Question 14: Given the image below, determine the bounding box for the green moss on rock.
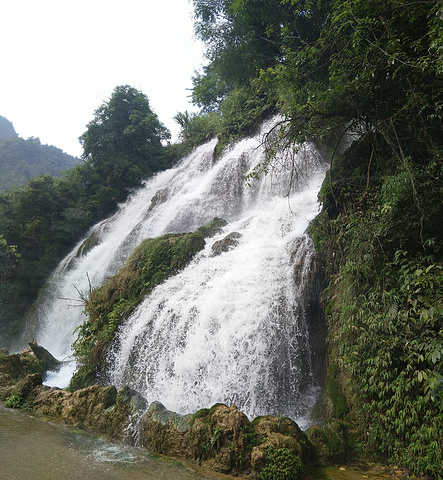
[70,218,227,391]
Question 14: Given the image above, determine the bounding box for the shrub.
[259,446,303,480]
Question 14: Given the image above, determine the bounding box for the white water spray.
[26,119,327,424]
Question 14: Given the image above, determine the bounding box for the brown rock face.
[142,402,252,475]
[32,384,147,443]
[141,402,314,477]
[250,415,313,475]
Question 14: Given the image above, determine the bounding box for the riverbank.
[1,403,400,480]
[0,402,239,480]
[0,346,408,480]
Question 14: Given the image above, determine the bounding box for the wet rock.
[197,403,251,474]
[16,372,43,398]
[142,402,314,477]
[197,217,228,238]
[0,350,47,400]
[148,188,169,211]
[306,421,349,465]
[142,401,193,458]
[26,341,62,374]
[142,402,252,474]
[32,384,146,443]
[75,230,101,258]
[211,232,242,256]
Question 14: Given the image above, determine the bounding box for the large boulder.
[32,384,147,443]
[142,402,251,475]
[0,345,54,401]
[142,401,194,458]
[250,415,314,475]
[142,402,315,478]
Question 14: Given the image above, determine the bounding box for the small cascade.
[23,118,328,424]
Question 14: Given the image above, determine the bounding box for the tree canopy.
[78,85,171,212]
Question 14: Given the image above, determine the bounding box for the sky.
[0,0,206,157]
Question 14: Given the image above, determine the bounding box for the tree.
[191,0,285,109]
[79,85,170,207]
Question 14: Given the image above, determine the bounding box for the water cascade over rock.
[24,119,328,426]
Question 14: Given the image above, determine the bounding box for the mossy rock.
[4,373,43,410]
[142,402,252,475]
[196,217,228,238]
[75,230,101,258]
[312,363,349,421]
[32,383,146,442]
[142,401,194,458]
[0,348,53,400]
[306,421,350,465]
[251,415,314,475]
[211,232,242,256]
[71,219,226,390]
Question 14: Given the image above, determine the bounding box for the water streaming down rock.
[25,119,328,424]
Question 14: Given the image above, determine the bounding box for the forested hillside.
[0,0,442,477]
[0,134,80,192]
[0,115,18,141]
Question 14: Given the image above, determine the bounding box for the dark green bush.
[259,446,303,480]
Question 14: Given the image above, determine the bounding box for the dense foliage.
[180,0,443,477]
[259,445,303,480]
[0,86,174,346]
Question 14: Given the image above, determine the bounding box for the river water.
[0,403,234,480]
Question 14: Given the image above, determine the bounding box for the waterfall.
[26,118,327,425]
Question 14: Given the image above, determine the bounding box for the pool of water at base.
[0,403,235,480]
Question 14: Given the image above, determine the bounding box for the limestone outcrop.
[141,401,314,478]
[211,232,242,256]
[0,342,60,401]
[32,383,147,443]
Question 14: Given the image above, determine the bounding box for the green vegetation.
[0,0,442,476]
[4,393,26,409]
[259,445,304,480]
[70,218,225,390]
[0,135,80,192]
[177,1,443,476]
[0,86,175,346]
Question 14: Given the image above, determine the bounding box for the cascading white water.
[26,118,327,425]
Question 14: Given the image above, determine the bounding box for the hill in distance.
[0,115,80,192]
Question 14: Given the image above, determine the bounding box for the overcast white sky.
[0,0,205,157]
